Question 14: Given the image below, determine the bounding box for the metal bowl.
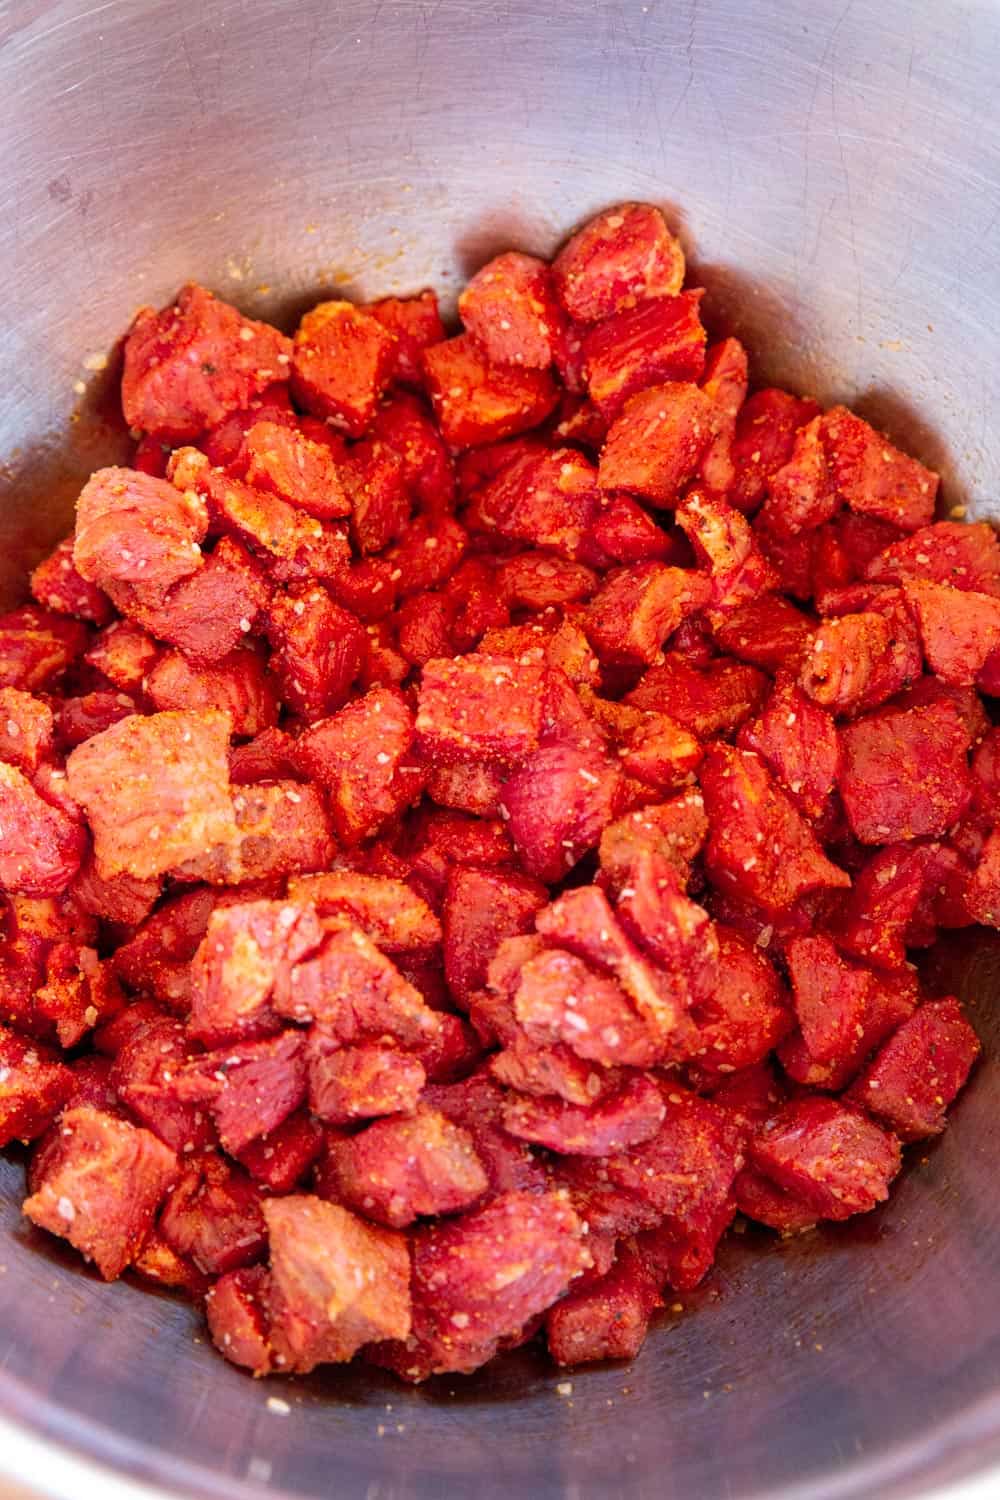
[3,2,1000,1496]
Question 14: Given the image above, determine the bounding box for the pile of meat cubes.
[0,202,988,1381]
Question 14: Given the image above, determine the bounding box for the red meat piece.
[111,1014,216,1153]
[168,448,348,585]
[122,283,291,442]
[288,872,441,955]
[503,1072,666,1156]
[500,743,622,883]
[619,712,701,793]
[729,388,822,514]
[583,291,707,420]
[701,744,850,916]
[714,595,814,673]
[443,866,546,1004]
[159,1153,267,1275]
[56,690,138,750]
[293,685,419,845]
[318,1103,488,1228]
[584,562,710,669]
[132,1230,210,1297]
[33,941,122,1049]
[264,1195,411,1372]
[423,1073,544,1196]
[822,408,938,530]
[0,689,56,774]
[866,520,1000,596]
[468,446,600,559]
[847,997,980,1139]
[174,780,334,886]
[750,1097,901,1220]
[383,514,468,597]
[415,653,547,766]
[738,678,838,823]
[146,648,278,739]
[617,851,718,1006]
[370,391,456,518]
[0,762,84,896]
[340,438,411,555]
[732,1169,819,1233]
[278,927,442,1048]
[396,592,456,667]
[559,1089,744,1238]
[759,417,838,537]
[291,301,396,436]
[366,290,446,388]
[131,536,274,665]
[0,1026,73,1146]
[228,726,300,785]
[329,557,399,621]
[30,536,114,626]
[206,1265,274,1375]
[536,886,694,1056]
[459,252,563,369]
[698,337,749,491]
[546,1244,662,1365]
[964,829,1000,929]
[74,466,208,609]
[0,606,89,694]
[188,899,324,1046]
[309,1044,426,1125]
[176,1031,307,1154]
[266,585,366,720]
[240,419,351,521]
[378,1189,587,1378]
[599,790,709,889]
[552,204,685,323]
[905,581,1000,685]
[834,843,940,970]
[24,1106,179,1279]
[510,945,657,1069]
[690,926,793,1082]
[497,554,595,612]
[627,655,767,737]
[838,700,973,844]
[422,334,559,448]
[198,382,296,468]
[676,490,778,618]
[232,1110,325,1194]
[583,494,676,566]
[85,620,160,692]
[598,384,720,506]
[65,709,238,880]
[798,611,895,714]
[785,935,870,1066]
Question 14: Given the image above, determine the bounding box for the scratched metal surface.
[3,1,1000,1498]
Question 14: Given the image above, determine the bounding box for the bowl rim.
[3,1360,1000,1500]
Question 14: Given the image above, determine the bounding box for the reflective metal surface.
[2,1,1000,1496]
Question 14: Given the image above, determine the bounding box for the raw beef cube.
[738,679,838,824]
[84,620,160,692]
[240,419,351,521]
[513,945,659,1069]
[30,536,114,626]
[759,417,838,537]
[626,655,767,737]
[866,520,1000,596]
[159,1152,267,1275]
[264,1195,411,1372]
[552,204,685,323]
[291,301,397,436]
[847,997,980,1139]
[701,744,850,916]
[583,291,707,420]
[729,388,822,514]
[750,1097,901,1220]
[714,595,814,674]
[503,1072,666,1156]
[340,438,412,555]
[459,252,563,369]
[232,1110,325,1194]
[65,709,238,879]
[584,562,710,668]
[616,851,718,1007]
[598,791,709,889]
[732,1168,819,1234]
[293,685,418,845]
[583,494,676,566]
[598,384,720,506]
[369,391,456,518]
[366,290,446,388]
[675,490,778,617]
[468,446,600,560]
[266,585,366,721]
[905,581,1000,685]
[423,334,559,448]
[122,283,291,442]
[289,872,441,955]
[0,762,84,896]
[319,1104,488,1228]
[0,606,89,694]
[188,899,323,1045]
[133,536,275,664]
[415,654,548,766]
[146,648,279,739]
[176,1031,307,1154]
[838,701,973,844]
[383,514,468,598]
[279,927,442,1048]
[110,1015,216,1153]
[73,466,208,608]
[501,743,622,884]
[23,1106,179,1279]
[821,407,938,530]
[690,927,793,1081]
[834,843,940,970]
[206,1265,274,1375]
[784,935,870,1066]
[0,1025,73,1146]
[546,1245,661,1365]
[309,1044,426,1124]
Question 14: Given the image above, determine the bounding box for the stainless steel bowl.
[3,2,1000,1496]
